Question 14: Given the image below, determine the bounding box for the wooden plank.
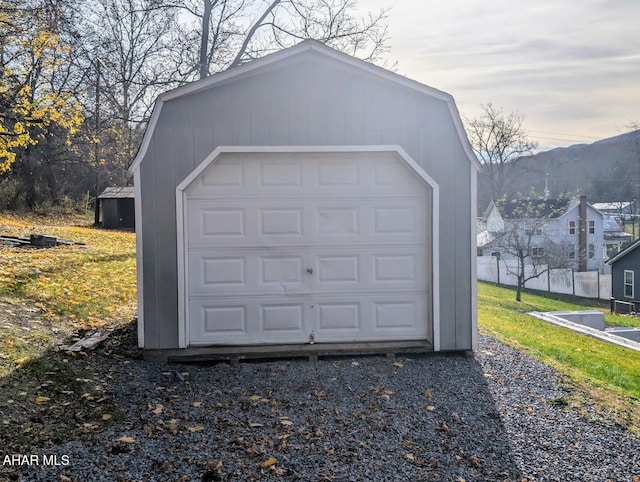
[66,334,107,352]
[145,340,434,363]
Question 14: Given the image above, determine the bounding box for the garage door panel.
[375,301,418,329]
[189,298,308,345]
[318,303,360,330]
[317,159,358,186]
[318,256,359,283]
[189,153,429,198]
[316,208,359,236]
[259,160,302,187]
[373,207,417,235]
[261,255,304,283]
[260,208,303,235]
[189,250,308,294]
[201,257,245,287]
[202,305,246,334]
[311,294,429,341]
[373,157,416,187]
[307,247,427,290]
[262,304,304,331]
[200,159,244,188]
[314,201,427,242]
[188,200,428,247]
[184,151,432,346]
[187,202,248,243]
[374,255,417,282]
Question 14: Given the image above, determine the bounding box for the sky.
[357,0,640,151]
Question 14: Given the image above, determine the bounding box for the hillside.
[478,129,640,209]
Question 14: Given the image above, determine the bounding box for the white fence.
[477,256,611,300]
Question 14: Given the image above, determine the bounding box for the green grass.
[478,281,640,432]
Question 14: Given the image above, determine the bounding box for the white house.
[477,196,606,271]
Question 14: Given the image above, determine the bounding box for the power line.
[528,130,597,144]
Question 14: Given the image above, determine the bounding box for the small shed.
[129,40,480,359]
[97,186,135,229]
[607,238,640,313]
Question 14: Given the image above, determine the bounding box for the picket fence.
[477,256,611,300]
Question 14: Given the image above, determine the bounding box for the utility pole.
[94,58,101,226]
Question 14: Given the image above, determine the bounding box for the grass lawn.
[478,281,640,433]
[0,212,136,376]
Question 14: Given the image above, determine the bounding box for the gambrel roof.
[129,39,479,173]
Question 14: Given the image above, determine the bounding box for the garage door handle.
[306,267,314,275]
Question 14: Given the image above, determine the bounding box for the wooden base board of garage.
[143,340,435,363]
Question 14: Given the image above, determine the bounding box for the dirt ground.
[0,299,139,481]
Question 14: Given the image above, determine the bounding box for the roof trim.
[129,40,480,173]
[176,144,439,192]
[607,237,640,265]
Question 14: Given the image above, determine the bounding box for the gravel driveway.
[9,334,640,481]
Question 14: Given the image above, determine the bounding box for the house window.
[588,220,595,234]
[490,251,501,258]
[568,245,576,260]
[525,227,543,236]
[624,270,634,298]
[588,243,595,259]
[569,221,576,234]
[531,247,545,257]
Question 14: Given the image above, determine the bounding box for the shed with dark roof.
[97,186,135,230]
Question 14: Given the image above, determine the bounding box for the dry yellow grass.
[0,213,136,375]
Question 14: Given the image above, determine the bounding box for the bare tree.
[171,0,390,81]
[492,199,572,302]
[465,103,537,206]
[77,0,181,195]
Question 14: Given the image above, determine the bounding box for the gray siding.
[139,51,475,350]
[611,249,640,302]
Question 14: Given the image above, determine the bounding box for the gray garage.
[129,40,479,358]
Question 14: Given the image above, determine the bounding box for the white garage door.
[181,150,432,346]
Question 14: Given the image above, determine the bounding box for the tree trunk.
[230,0,281,68]
[199,0,213,79]
[516,251,524,302]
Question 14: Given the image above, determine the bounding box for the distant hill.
[478,129,640,209]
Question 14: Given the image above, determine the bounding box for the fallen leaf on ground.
[117,436,136,443]
[35,396,50,403]
[393,362,403,368]
[426,405,436,411]
[151,404,163,414]
[188,425,204,432]
[15,356,29,366]
[424,389,432,398]
[280,417,293,426]
[168,419,179,434]
[261,457,277,468]
[191,401,202,407]
[249,395,261,401]
[102,414,112,421]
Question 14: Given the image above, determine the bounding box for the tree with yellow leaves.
[0,0,84,174]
